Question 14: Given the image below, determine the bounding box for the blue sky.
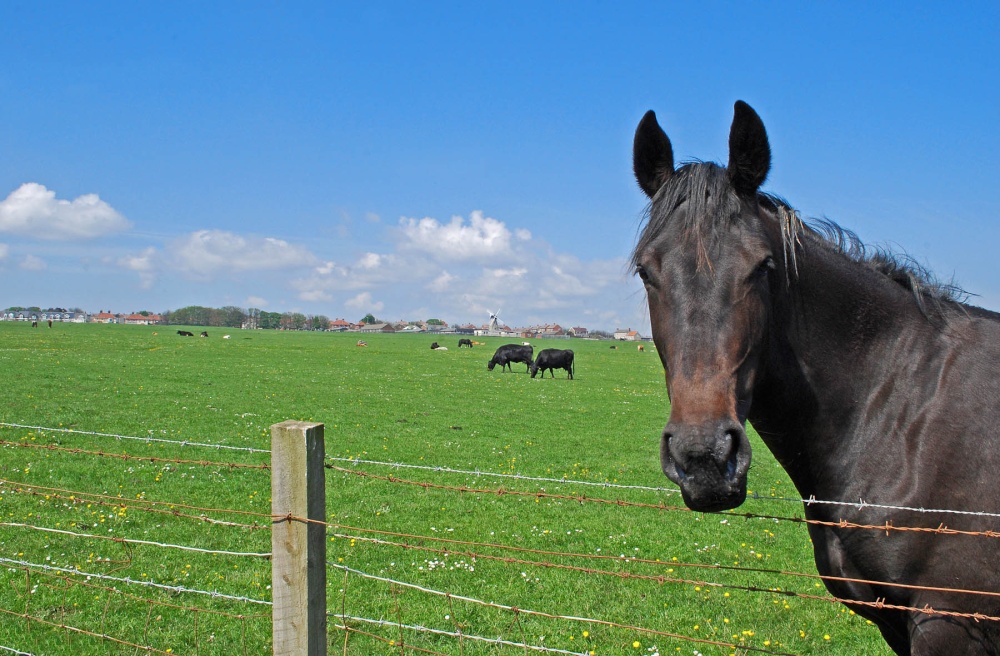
[1,3,997,332]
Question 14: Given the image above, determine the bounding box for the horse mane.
[633,161,971,319]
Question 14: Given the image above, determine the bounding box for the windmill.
[487,308,503,334]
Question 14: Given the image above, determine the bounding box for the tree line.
[162,306,335,330]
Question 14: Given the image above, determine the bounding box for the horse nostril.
[719,428,741,478]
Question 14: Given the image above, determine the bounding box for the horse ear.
[633,110,674,198]
[727,101,771,195]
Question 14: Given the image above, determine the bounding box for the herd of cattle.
[426,339,649,379]
[486,343,575,379]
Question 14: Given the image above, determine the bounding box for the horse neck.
[750,242,937,498]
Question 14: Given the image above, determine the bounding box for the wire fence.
[3,420,1000,655]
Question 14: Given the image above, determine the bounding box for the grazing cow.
[430,342,440,349]
[458,338,473,348]
[637,344,645,352]
[200,331,208,337]
[31,321,37,328]
[530,348,575,379]
[487,344,533,373]
[609,345,617,350]
[47,319,53,328]
[177,330,194,337]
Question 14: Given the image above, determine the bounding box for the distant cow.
[637,344,645,352]
[458,338,473,348]
[200,331,209,337]
[488,344,533,373]
[530,348,575,379]
[430,342,440,349]
[177,330,194,337]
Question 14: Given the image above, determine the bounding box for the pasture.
[0,323,886,654]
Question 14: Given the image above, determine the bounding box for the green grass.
[0,323,888,654]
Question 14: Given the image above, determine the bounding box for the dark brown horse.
[632,101,1000,655]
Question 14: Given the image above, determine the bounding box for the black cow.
[458,338,473,348]
[430,342,440,349]
[530,348,574,379]
[200,331,209,337]
[177,330,194,337]
[488,344,533,373]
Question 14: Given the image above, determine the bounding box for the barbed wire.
[0,606,173,655]
[329,455,682,494]
[7,561,270,622]
[333,614,591,656]
[0,646,33,656]
[0,439,270,469]
[0,524,271,558]
[9,420,1000,521]
[328,522,1000,601]
[331,563,798,655]
[0,422,271,454]
[330,466,1000,539]
[0,557,271,606]
[0,478,271,529]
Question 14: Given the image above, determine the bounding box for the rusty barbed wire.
[329,466,1000,539]
[0,478,271,529]
[0,439,269,469]
[332,563,800,655]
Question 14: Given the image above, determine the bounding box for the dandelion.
[633,641,641,648]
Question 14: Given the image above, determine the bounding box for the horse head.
[632,101,784,512]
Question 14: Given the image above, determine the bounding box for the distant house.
[329,318,352,332]
[123,313,162,325]
[614,328,641,341]
[570,327,589,338]
[359,323,395,333]
[91,311,119,324]
[40,311,87,323]
[399,324,423,333]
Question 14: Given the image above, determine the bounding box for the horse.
[631,101,1000,655]
[458,338,473,348]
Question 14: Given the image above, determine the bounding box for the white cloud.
[428,270,455,292]
[357,252,382,269]
[117,247,158,289]
[246,295,268,308]
[167,230,317,277]
[398,210,515,261]
[299,289,333,302]
[118,247,157,273]
[19,254,46,271]
[0,183,130,240]
[345,291,383,313]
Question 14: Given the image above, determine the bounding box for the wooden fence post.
[272,421,327,656]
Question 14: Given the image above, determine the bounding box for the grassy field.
[0,323,888,655]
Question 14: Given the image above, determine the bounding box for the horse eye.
[636,265,650,282]
[754,256,775,278]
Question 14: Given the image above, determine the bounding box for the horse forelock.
[632,163,742,270]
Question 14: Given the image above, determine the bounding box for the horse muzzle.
[660,420,751,512]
